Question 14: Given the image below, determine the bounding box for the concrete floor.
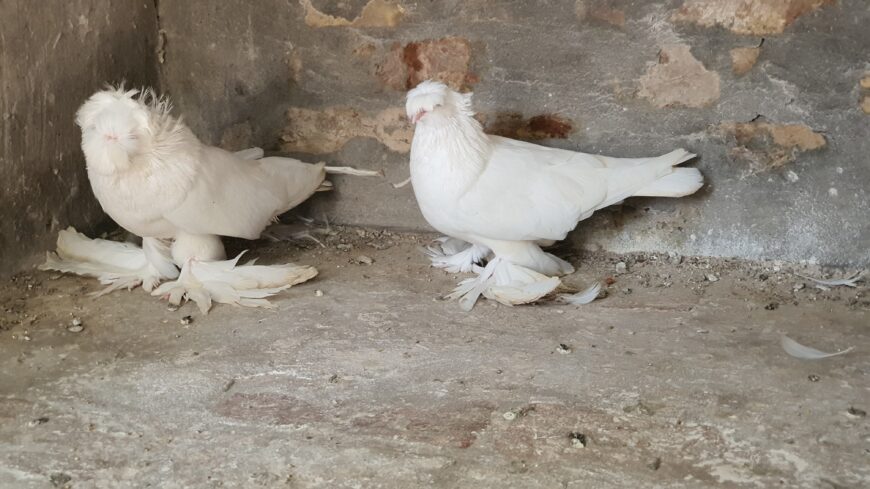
[1,228,868,488]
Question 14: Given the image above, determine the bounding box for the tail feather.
[634,167,704,197]
[233,147,264,160]
[324,166,384,177]
[595,149,700,210]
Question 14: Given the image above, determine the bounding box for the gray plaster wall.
[159,0,870,267]
[0,0,159,274]
[2,1,868,274]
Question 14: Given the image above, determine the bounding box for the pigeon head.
[75,86,179,175]
[405,80,474,125]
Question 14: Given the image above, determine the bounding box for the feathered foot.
[422,237,490,273]
[151,252,318,314]
[446,257,562,311]
[39,227,177,294]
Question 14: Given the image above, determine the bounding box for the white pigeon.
[42,86,377,313]
[406,80,703,310]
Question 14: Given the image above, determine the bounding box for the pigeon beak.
[410,110,426,124]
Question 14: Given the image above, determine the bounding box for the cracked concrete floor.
[1,228,868,488]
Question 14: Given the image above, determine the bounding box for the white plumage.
[43,86,376,312]
[406,80,703,310]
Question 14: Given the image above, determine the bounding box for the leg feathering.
[39,227,177,294]
[151,251,318,314]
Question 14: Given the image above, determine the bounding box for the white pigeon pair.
[41,87,377,314]
[405,80,703,310]
[43,82,703,313]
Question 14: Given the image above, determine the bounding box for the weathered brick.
[300,0,404,28]
[719,120,826,172]
[638,44,720,108]
[281,106,411,154]
[483,113,574,141]
[377,37,476,91]
[730,46,761,76]
[672,0,834,35]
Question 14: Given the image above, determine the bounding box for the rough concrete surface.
[0,0,159,274]
[157,0,870,266]
[1,229,868,488]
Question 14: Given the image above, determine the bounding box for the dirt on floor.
[0,225,868,488]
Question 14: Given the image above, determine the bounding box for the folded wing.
[164,147,326,240]
[457,136,695,242]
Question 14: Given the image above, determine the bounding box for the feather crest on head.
[76,85,189,173]
[405,80,475,123]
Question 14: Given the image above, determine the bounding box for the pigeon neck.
[412,112,491,179]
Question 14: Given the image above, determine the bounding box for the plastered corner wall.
[159,0,870,266]
[0,0,159,274]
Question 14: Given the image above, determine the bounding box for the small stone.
[167,305,179,312]
[764,303,779,311]
[621,288,632,294]
[28,417,49,427]
[180,316,193,325]
[67,323,84,333]
[623,400,656,416]
[71,317,82,327]
[569,432,587,448]
[355,229,367,238]
[502,411,517,421]
[315,289,324,297]
[828,187,838,197]
[354,255,374,265]
[705,274,719,282]
[785,170,799,183]
[556,343,572,354]
[647,457,662,471]
[793,283,805,292]
[807,374,820,382]
[846,407,867,418]
[368,240,395,250]
[667,252,683,265]
[50,472,72,488]
[615,262,627,274]
[336,243,353,252]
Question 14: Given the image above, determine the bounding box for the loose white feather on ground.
[781,335,854,360]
